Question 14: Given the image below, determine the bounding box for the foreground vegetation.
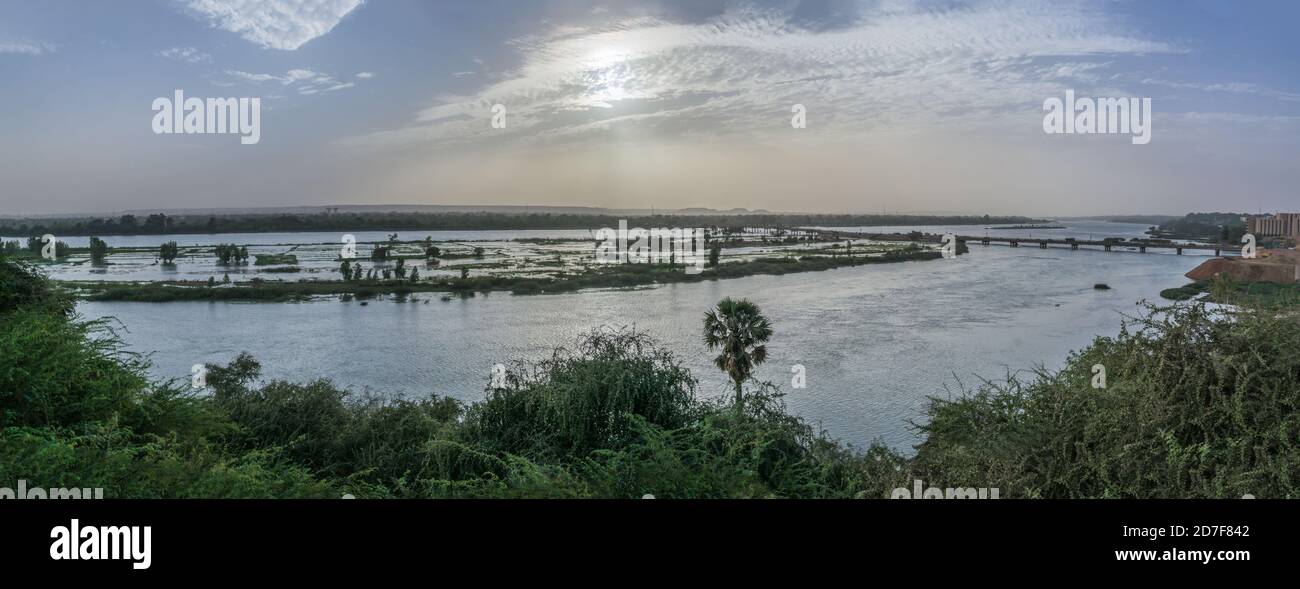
[1160,275,1300,307]
[3,253,1297,498]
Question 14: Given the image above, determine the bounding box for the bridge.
[819,230,1241,256]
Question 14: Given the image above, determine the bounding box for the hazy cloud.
[227,67,363,94]
[159,46,212,63]
[1142,78,1300,102]
[180,0,365,50]
[0,40,54,55]
[342,0,1181,151]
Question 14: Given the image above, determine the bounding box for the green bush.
[912,303,1300,498]
[580,390,908,498]
[0,255,70,315]
[461,329,698,461]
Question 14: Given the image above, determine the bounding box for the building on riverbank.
[1246,213,1300,239]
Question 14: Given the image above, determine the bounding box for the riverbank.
[1161,278,1300,306]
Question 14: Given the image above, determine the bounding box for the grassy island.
[68,248,942,302]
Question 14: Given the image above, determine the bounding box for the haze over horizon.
[0,201,1203,221]
[3,0,1297,216]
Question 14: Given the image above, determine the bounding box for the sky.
[1,0,1297,216]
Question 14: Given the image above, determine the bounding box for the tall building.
[1247,213,1300,239]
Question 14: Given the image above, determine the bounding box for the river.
[75,221,1207,451]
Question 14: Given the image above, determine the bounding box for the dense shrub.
[461,329,698,460]
[912,303,1300,498]
[580,389,908,498]
[0,255,70,315]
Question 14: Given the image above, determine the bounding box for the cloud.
[226,67,363,94]
[355,71,375,79]
[340,0,1183,151]
[180,0,365,50]
[1042,61,1111,83]
[228,70,279,83]
[158,46,212,64]
[0,41,54,55]
[1141,78,1300,103]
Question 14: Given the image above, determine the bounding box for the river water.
[75,221,1207,452]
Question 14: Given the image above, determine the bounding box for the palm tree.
[702,297,772,409]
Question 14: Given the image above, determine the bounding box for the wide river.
[76,221,1209,452]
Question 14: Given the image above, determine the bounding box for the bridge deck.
[820,231,1241,254]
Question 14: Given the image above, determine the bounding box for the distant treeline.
[1152,212,1247,243]
[1088,215,1179,225]
[0,211,1045,237]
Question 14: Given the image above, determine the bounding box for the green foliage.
[0,426,332,498]
[462,330,697,461]
[159,241,180,265]
[0,258,334,497]
[1160,282,1205,301]
[580,389,908,498]
[22,236,69,258]
[213,243,248,265]
[703,297,773,406]
[912,302,1300,498]
[88,237,108,263]
[0,309,151,428]
[0,255,71,315]
[1155,212,1247,243]
[1163,278,1300,307]
[253,253,298,266]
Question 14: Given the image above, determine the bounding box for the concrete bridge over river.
[818,230,1242,256]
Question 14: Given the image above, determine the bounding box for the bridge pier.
[1215,248,1221,256]
[1071,243,1078,250]
[1104,244,1111,251]
[1009,240,1019,247]
[1139,246,1146,253]
[981,238,989,245]
[1176,247,1182,255]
